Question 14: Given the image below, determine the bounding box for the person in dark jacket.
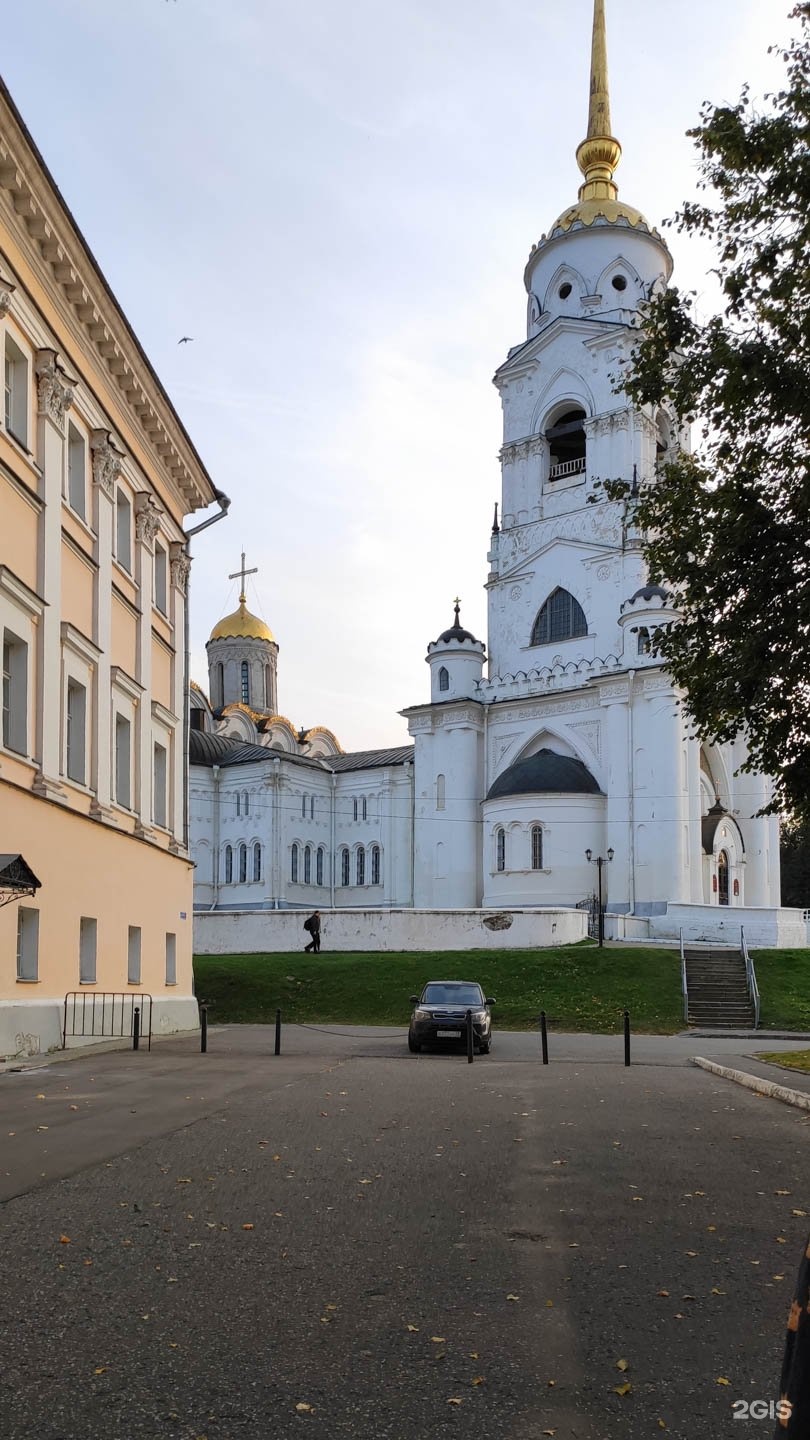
[303,911,321,954]
[774,1234,810,1434]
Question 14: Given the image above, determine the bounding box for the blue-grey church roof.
[487,748,602,800]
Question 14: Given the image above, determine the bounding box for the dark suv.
[408,981,494,1054]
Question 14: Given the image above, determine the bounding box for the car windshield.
[422,983,484,1007]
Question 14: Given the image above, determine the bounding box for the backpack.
[303,917,313,933]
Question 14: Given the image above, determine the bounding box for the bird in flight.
[178,336,194,345]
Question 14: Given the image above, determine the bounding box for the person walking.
[303,910,321,954]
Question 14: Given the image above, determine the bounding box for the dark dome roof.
[189,730,273,767]
[627,584,670,605]
[433,600,480,647]
[487,747,602,800]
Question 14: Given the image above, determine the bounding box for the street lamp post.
[585,847,614,947]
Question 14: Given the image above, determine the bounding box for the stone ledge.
[692,1055,810,1112]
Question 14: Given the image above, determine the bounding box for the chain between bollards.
[540,1010,549,1064]
[465,1009,474,1064]
[200,1003,208,1053]
[133,1005,140,1052]
[274,1008,282,1056]
[623,1009,631,1067]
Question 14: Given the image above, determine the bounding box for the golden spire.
[575,0,622,204]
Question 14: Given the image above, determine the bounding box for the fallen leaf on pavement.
[471,1376,485,1386]
[242,1224,254,1231]
[295,1402,314,1413]
[59,1235,71,1244]
[447,1398,463,1406]
[431,1336,446,1343]
[613,1382,632,1397]
[507,1294,520,1302]
[657,1289,669,1297]
[616,1359,629,1372]
[716,1377,730,1386]
[406,1325,419,1333]
[93,1367,107,1375]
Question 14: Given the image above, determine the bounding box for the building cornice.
[0,82,217,515]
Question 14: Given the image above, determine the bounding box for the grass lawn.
[751,949,810,1031]
[756,1049,810,1073]
[193,944,683,1034]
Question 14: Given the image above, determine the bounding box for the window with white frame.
[79,916,97,984]
[340,847,349,887]
[436,773,445,811]
[291,843,299,883]
[496,827,506,872]
[304,845,311,884]
[2,630,28,754]
[239,843,247,883]
[253,843,262,882]
[66,678,87,784]
[362,797,367,821]
[356,847,365,886]
[240,660,250,705]
[310,796,315,819]
[438,666,449,692]
[353,797,358,821]
[153,741,167,827]
[371,844,381,886]
[224,844,233,883]
[236,791,241,817]
[4,334,28,444]
[114,712,132,809]
[16,907,39,980]
[243,791,250,817]
[316,846,324,886]
[154,540,168,614]
[531,825,543,870]
[67,422,87,520]
[165,932,177,985]
[116,488,132,573]
[127,925,141,985]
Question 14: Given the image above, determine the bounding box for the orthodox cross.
[453,595,461,625]
[229,551,258,604]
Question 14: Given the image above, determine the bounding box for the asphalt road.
[1,1030,807,1439]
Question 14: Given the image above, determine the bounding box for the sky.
[1,0,788,750]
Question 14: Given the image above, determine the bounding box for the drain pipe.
[209,762,221,909]
[329,769,336,909]
[182,488,231,851]
[628,668,636,913]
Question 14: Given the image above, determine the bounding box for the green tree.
[780,814,810,909]
[620,4,810,821]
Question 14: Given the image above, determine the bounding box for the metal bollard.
[274,1008,282,1057]
[133,1005,140,1052]
[466,1009,474,1064]
[200,1004,208,1054]
[540,1010,549,1065]
[623,1009,631,1067]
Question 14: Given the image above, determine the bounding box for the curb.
[692,1056,810,1112]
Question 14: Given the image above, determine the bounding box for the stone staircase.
[684,946,755,1028]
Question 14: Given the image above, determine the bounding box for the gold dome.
[209,600,275,644]
[549,196,650,236]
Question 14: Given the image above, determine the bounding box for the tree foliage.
[620,5,810,820]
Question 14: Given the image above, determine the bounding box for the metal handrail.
[63,991,153,1050]
[740,926,760,1029]
[679,927,688,1024]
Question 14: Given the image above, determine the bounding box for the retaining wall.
[193,907,587,955]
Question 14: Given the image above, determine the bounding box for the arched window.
[302,794,307,818]
[353,797,358,821]
[236,791,241,817]
[224,844,233,884]
[213,662,224,709]
[496,828,506,873]
[240,660,250,705]
[340,847,350,887]
[356,847,365,886]
[531,825,543,870]
[291,843,299,883]
[310,796,315,819]
[637,626,651,656]
[438,666,449,692]
[718,850,729,906]
[239,843,247,884]
[436,774,446,812]
[253,843,262,882]
[362,797,367,821]
[371,844,381,886]
[243,791,250,817]
[264,664,273,708]
[304,845,312,884]
[546,407,586,480]
[316,846,324,886]
[531,588,587,646]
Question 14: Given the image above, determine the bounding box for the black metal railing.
[63,991,153,1050]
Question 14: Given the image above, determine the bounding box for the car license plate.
[437,1029,459,1037]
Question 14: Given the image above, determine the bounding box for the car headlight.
[473,1010,488,1022]
[414,1008,432,1021]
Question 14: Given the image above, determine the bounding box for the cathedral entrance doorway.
[717,850,730,906]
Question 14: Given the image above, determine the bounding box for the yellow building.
[0,79,227,1056]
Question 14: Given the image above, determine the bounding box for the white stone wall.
[194,906,587,954]
[649,904,807,949]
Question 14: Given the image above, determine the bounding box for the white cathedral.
[189,0,781,929]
